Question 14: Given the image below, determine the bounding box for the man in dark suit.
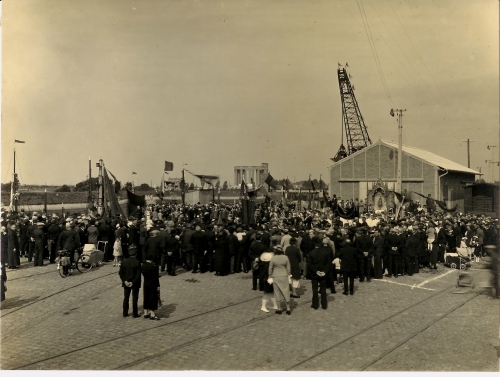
[47,219,61,263]
[248,234,267,290]
[384,227,402,278]
[354,227,373,282]
[190,225,206,273]
[227,227,239,274]
[307,237,333,309]
[337,238,359,295]
[119,247,141,318]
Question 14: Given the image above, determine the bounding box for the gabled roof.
[328,139,480,175]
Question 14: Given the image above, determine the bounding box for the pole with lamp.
[390,108,406,194]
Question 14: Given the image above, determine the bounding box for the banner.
[337,206,357,219]
[265,173,274,185]
[164,161,174,172]
[103,168,125,218]
[126,189,146,217]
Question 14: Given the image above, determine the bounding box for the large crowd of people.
[1,199,498,314]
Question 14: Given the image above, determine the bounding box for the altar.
[366,179,396,214]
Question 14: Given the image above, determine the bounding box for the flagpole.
[308,174,311,210]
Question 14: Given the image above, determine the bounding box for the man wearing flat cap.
[33,222,47,267]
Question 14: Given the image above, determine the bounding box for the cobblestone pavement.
[1,258,498,371]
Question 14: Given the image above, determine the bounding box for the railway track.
[11,278,483,371]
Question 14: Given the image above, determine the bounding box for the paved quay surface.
[1,258,498,371]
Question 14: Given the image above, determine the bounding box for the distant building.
[234,163,269,186]
[328,139,480,213]
[463,182,499,218]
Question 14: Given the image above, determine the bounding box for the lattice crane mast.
[332,66,372,162]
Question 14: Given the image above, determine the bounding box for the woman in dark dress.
[259,249,276,313]
[1,226,8,267]
[214,228,230,276]
[7,223,19,269]
[141,255,160,320]
[285,238,302,298]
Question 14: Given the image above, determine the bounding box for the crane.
[332,66,372,162]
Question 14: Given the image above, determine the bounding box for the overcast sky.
[2,0,498,187]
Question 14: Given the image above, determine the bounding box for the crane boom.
[332,67,372,161]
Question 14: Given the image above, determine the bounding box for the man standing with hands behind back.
[307,237,333,310]
[119,247,142,318]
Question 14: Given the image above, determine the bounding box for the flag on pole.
[264,173,274,185]
[14,139,25,143]
[310,178,316,192]
[240,178,247,198]
[132,172,137,175]
[164,161,174,172]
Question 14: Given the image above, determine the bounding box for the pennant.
[132,172,137,175]
[15,139,25,143]
[310,179,315,192]
[164,161,174,172]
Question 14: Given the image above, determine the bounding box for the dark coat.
[285,245,302,279]
[143,236,162,264]
[214,233,230,275]
[7,229,19,268]
[337,244,358,272]
[141,261,159,310]
[354,234,373,258]
[57,229,80,251]
[119,256,141,288]
[128,225,139,246]
[249,240,266,260]
[385,233,403,255]
[227,233,239,256]
[299,234,315,257]
[47,224,61,241]
[307,246,333,279]
[405,234,419,257]
[190,230,206,253]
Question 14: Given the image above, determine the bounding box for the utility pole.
[88,155,92,204]
[181,163,187,205]
[391,108,406,193]
[13,148,17,212]
[97,159,104,216]
[461,139,475,168]
[486,145,497,182]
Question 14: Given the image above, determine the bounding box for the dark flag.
[310,179,315,191]
[164,161,174,172]
[14,139,25,143]
[240,179,247,198]
[126,189,146,216]
[114,181,121,194]
[132,172,137,175]
[264,173,274,185]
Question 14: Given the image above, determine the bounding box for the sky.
[2,0,499,187]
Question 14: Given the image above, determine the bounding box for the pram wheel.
[460,264,466,270]
[97,261,103,267]
[450,263,457,269]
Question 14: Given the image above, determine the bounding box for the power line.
[366,0,439,108]
[356,0,394,109]
[3,153,13,182]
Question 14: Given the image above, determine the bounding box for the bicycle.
[56,249,92,278]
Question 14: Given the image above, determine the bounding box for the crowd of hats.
[1,201,497,238]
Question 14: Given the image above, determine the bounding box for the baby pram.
[444,248,471,271]
[80,244,105,269]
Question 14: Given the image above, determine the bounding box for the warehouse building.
[328,139,480,213]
